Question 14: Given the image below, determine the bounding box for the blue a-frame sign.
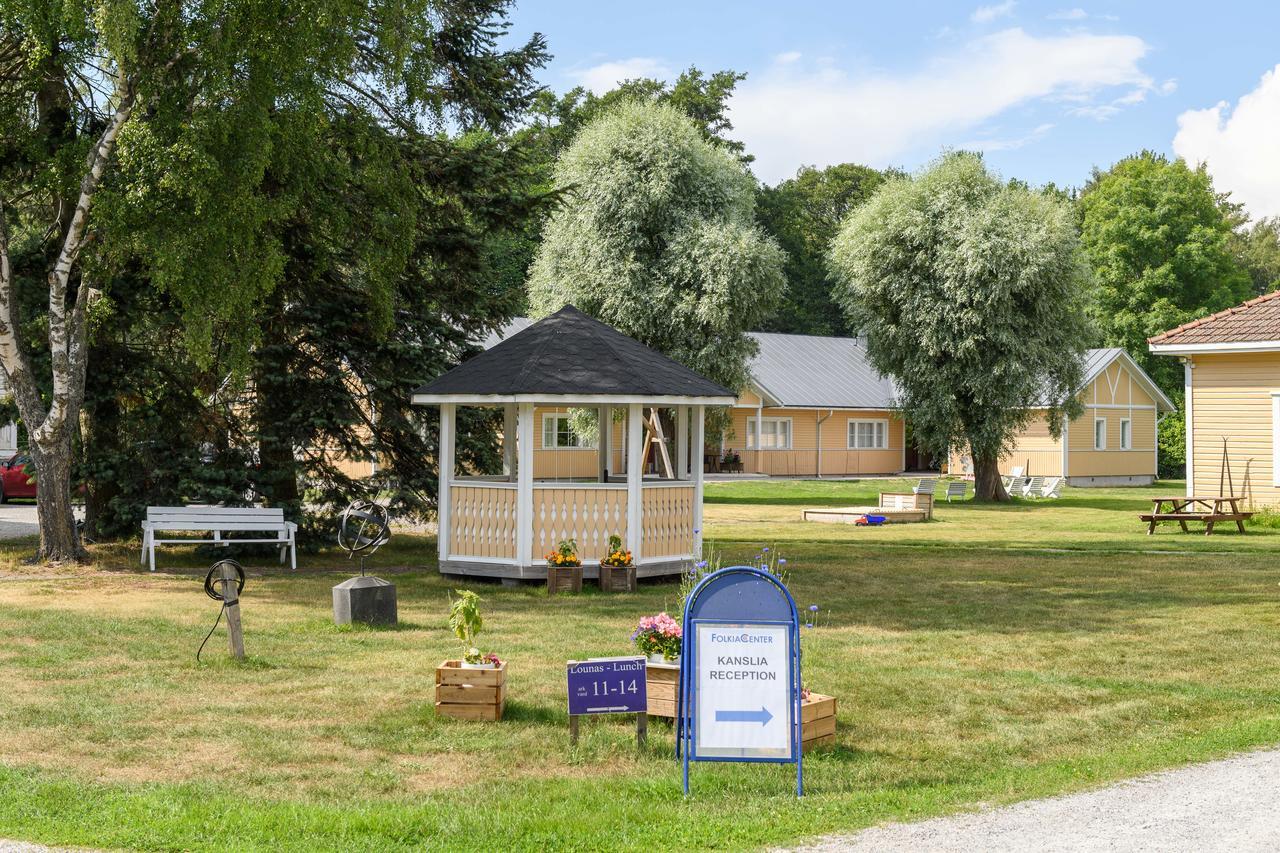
[678,565,803,796]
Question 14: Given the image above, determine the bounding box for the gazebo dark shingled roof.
[413,305,734,400]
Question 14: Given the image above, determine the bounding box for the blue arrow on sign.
[715,706,774,726]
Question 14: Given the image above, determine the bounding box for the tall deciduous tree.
[1232,217,1280,296]
[0,0,547,559]
[755,163,893,335]
[1079,152,1252,396]
[830,152,1090,501]
[526,100,785,397]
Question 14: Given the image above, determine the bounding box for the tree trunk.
[973,452,1010,502]
[29,428,82,561]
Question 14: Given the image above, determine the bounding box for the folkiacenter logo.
[710,632,773,644]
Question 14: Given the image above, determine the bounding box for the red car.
[0,453,36,502]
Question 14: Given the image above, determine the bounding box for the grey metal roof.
[415,306,735,402]
[478,322,1172,413]
[1079,347,1176,412]
[746,332,898,409]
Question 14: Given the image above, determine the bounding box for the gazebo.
[412,306,735,580]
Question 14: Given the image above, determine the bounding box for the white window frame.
[1119,418,1132,450]
[847,418,888,450]
[1094,417,1107,450]
[746,416,792,450]
[541,413,596,450]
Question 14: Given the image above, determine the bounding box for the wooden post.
[627,404,643,561]
[637,711,648,747]
[569,714,580,746]
[438,404,455,564]
[218,563,245,660]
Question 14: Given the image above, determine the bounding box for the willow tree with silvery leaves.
[829,152,1090,501]
[0,0,542,560]
[527,100,785,439]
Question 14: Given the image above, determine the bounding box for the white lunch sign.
[693,622,793,759]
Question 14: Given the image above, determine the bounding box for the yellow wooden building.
[949,348,1175,486]
[725,332,906,477]
[1150,290,1280,507]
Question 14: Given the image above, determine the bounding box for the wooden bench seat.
[141,506,297,572]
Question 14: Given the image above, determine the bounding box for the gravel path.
[791,747,1280,853]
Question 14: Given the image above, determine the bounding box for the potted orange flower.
[598,533,636,592]
[545,538,582,594]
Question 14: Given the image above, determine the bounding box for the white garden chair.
[1007,476,1030,497]
[944,481,968,502]
[913,477,937,496]
[1022,476,1045,498]
[1041,477,1063,499]
[1002,466,1024,490]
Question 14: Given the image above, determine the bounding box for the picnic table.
[1139,495,1253,535]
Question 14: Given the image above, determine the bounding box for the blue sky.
[508,1,1280,218]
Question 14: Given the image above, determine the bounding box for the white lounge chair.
[1001,466,1025,490]
[1007,476,1030,497]
[913,478,937,496]
[1022,476,1045,498]
[944,481,968,502]
[1042,477,1063,499]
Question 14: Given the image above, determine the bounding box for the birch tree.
[1,0,544,560]
[829,152,1090,501]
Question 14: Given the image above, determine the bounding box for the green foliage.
[755,163,894,335]
[447,589,484,655]
[1079,151,1252,395]
[829,152,1090,489]
[527,100,785,397]
[3,0,550,537]
[1231,217,1280,296]
[487,67,749,305]
[1158,407,1186,478]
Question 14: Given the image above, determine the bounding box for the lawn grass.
[2,480,1280,850]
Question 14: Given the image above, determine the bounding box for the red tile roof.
[1148,290,1280,347]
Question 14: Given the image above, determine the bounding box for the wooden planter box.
[646,661,680,718]
[435,659,507,721]
[547,564,583,594]
[801,692,836,751]
[598,563,637,593]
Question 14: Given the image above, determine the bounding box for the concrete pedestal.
[332,575,398,626]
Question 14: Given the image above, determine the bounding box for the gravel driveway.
[0,503,38,540]
[791,747,1280,852]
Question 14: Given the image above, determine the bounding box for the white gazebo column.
[693,405,705,556]
[503,404,517,481]
[438,404,456,564]
[516,402,535,570]
[626,403,643,560]
[676,405,690,480]
[599,405,613,481]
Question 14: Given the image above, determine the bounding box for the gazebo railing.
[446,478,694,567]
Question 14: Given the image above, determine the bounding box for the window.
[1119,418,1132,450]
[541,413,595,449]
[1094,417,1107,450]
[847,419,888,450]
[747,417,792,449]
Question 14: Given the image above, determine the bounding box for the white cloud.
[1173,64,1280,220]
[961,122,1055,151]
[972,1,1017,23]
[729,27,1152,183]
[570,57,674,93]
[1049,7,1088,19]
[774,51,803,65]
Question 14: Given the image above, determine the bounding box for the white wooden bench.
[141,506,297,572]
[944,481,968,502]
